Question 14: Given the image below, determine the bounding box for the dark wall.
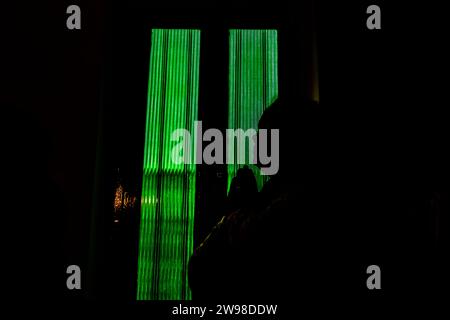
[4,1,104,299]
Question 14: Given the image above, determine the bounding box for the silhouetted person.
[188,98,326,301]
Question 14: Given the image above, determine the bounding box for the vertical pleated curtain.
[137,29,200,300]
[228,29,278,191]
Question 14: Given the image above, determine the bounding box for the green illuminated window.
[138,28,278,300]
[137,29,200,300]
[228,30,278,191]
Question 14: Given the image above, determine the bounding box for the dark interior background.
[89,0,322,301]
[3,0,449,305]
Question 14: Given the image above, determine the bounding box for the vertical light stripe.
[137,29,200,300]
[228,30,278,191]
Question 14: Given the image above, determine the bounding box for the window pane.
[137,29,200,300]
[228,29,278,191]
